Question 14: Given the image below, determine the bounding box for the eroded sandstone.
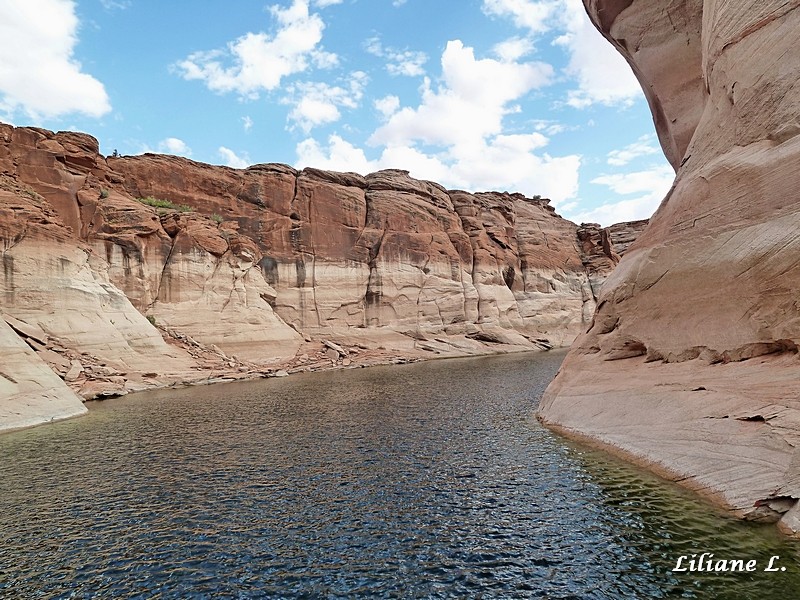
[539,0,800,535]
[0,120,645,432]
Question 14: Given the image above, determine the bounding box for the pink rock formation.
[110,155,640,349]
[0,120,645,432]
[539,0,800,535]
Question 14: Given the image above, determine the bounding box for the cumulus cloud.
[493,37,535,62]
[296,135,377,174]
[445,134,580,201]
[482,0,561,34]
[218,146,251,169]
[296,39,579,202]
[285,71,368,132]
[0,0,111,120]
[556,3,642,108]
[607,134,661,166]
[386,50,428,77]
[370,40,552,148]
[297,133,580,202]
[158,137,192,156]
[481,0,643,108]
[374,95,400,119]
[364,36,428,77]
[242,115,254,132]
[565,165,675,226]
[174,0,337,99]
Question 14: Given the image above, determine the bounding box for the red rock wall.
[0,120,645,431]
[110,154,640,348]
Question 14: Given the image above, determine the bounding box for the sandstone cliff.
[539,0,800,535]
[0,121,644,432]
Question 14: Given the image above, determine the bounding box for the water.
[1,351,799,599]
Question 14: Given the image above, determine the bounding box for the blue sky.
[0,0,674,225]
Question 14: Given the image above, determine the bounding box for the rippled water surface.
[2,351,800,598]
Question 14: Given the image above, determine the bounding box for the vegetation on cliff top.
[136,196,193,213]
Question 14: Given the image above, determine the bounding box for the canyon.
[538,0,800,536]
[0,120,644,433]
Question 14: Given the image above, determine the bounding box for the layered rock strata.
[110,157,618,349]
[539,0,800,535]
[0,121,644,432]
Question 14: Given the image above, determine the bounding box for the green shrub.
[99,188,109,199]
[211,213,223,224]
[146,315,157,327]
[137,196,193,213]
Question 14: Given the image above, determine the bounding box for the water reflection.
[0,351,798,598]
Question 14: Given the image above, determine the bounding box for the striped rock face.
[540,1,800,535]
[0,121,646,432]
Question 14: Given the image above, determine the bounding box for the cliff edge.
[0,121,645,432]
[538,0,800,535]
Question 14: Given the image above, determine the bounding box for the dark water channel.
[1,350,799,598]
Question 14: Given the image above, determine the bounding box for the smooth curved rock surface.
[0,317,87,431]
[539,0,800,535]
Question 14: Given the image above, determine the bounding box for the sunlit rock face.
[0,120,645,432]
[111,155,642,350]
[539,0,800,535]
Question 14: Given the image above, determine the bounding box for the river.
[1,350,799,598]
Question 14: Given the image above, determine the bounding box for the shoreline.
[537,350,800,537]
[81,343,563,401]
[66,322,559,404]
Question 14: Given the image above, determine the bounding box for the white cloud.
[566,165,675,226]
[370,40,552,148]
[0,0,111,120]
[377,145,452,183]
[386,50,428,77]
[481,0,643,109]
[285,71,368,132]
[374,95,400,119]
[393,0,407,5]
[174,0,337,99]
[591,165,674,196]
[312,0,342,6]
[364,36,383,56]
[364,36,427,77]
[296,39,578,202]
[607,134,660,166]
[296,135,377,174]
[448,137,580,202]
[297,133,580,202]
[311,49,339,69]
[493,37,535,62]
[557,4,642,108]
[532,119,566,135]
[242,115,253,132]
[158,137,192,156]
[482,0,561,33]
[218,146,251,169]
